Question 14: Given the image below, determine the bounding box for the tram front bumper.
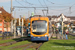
[31,37,48,41]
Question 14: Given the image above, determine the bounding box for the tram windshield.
[32,21,47,33]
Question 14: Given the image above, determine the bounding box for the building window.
[0,24,2,26]
[4,28,7,31]
[4,24,7,27]
[0,28,2,30]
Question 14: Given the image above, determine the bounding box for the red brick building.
[0,7,11,32]
[0,18,4,32]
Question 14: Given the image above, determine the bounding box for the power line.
[68,3,75,14]
[49,8,69,11]
[47,0,75,5]
[47,0,63,5]
[13,6,48,8]
[25,0,36,14]
[43,0,47,7]
[38,0,49,16]
[25,0,34,5]
[21,0,40,6]
[47,0,75,14]
[38,0,44,7]
[43,0,49,16]
[47,0,55,4]
[21,0,36,14]
[15,0,24,6]
[15,0,29,10]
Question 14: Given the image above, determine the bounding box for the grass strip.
[39,40,75,50]
[0,40,31,50]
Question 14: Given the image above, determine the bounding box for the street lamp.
[61,14,64,39]
[13,10,17,38]
[22,18,24,37]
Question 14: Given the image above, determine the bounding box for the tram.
[30,16,51,41]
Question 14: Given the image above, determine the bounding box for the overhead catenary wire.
[21,0,34,5]
[43,0,72,14]
[38,0,48,16]
[25,0,34,5]
[15,0,29,10]
[47,0,75,5]
[15,0,24,6]
[46,0,75,14]
[43,0,49,16]
[42,0,69,15]
[47,0,64,5]
[49,8,69,11]
[15,0,75,16]
[38,0,44,7]
[68,3,75,14]
[21,0,41,6]
[21,0,36,14]
[43,0,47,7]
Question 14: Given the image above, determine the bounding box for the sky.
[0,0,75,18]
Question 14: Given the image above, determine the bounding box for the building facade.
[0,7,11,32]
[0,18,4,32]
[48,14,75,33]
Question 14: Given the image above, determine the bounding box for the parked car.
[2,32,13,37]
[0,31,2,34]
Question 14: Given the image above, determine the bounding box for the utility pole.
[61,14,64,39]
[11,20,13,33]
[11,0,13,15]
[14,19,16,38]
[62,20,63,39]
[11,0,13,34]
[22,18,23,37]
[19,15,21,26]
[14,11,16,38]
[50,16,53,38]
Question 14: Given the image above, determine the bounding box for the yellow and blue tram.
[30,16,51,41]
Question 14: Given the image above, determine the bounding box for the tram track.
[23,42,44,50]
[12,42,44,50]
[0,38,30,46]
[35,43,43,50]
[0,37,44,50]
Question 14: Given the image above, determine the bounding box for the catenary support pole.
[22,18,23,37]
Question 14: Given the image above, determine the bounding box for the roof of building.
[48,15,75,20]
[0,7,8,13]
[67,17,75,20]
[0,7,13,22]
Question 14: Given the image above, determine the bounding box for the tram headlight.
[45,35,48,37]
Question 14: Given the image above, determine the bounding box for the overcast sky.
[0,0,75,18]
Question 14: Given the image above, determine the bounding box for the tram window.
[32,20,47,32]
